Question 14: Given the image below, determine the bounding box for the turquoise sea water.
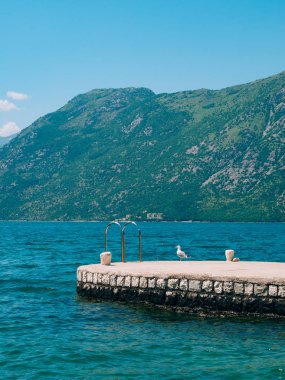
[1,221,285,379]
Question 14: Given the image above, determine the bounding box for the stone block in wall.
[244,283,253,296]
[214,281,223,294]
[117,276,125,287]
[189,280,201,292]
[156,278,167,289]
[243,297,259,313]
[234,283,244,295]
[187,292,199,309]
[259,297,275,314]
[101,274,109,285]
[180,279,188,291]
[202,280,213,293]
[138,288,149,302]
[118,287,129,301]
[231,296,243,312]
[168,278,179,290]
[187,292,198,306]
[254,284,268,296]
[124,276,131,287]
[177,291,188,307]
[82,283,91,291]
[268,285,278,297]
[131,276,140,287]
[187,291,198,301]
[199,293,216,309]
[77,271,82,282]
[82,271,87,283]
[112,287,119,297]
[223,281,234,293]
[276,299,285,314]
[110,275,116,287]
[278,286,285,298]
[139,277,148,288]
[148,278,156,288]
[165,291,177,306]
[97,274,102,284]
[149,290,165,305]
[216,294,234,311]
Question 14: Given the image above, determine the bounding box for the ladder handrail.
[122,221,142,262]
[104,220,142,263]
[104,221,123,253]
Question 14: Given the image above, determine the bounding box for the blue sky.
[0,0,285,136]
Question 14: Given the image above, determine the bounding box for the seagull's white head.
[176,245,181,249]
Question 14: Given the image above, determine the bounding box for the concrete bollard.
[100,251,112,265]
[225,250,235,261]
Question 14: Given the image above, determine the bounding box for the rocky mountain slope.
[0,72,284,221]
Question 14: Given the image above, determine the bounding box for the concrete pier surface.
[78,261,285,284]
[77,261,285,317]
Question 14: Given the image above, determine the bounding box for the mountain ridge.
[0,72,284,221]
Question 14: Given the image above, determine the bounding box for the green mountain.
[0,72,284,221]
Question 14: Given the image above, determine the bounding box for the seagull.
[176,245,188,261]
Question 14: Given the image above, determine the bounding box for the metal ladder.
[104,221,142,262]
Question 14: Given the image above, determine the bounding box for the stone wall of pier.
[77,270,285,316]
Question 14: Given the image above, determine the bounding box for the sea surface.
[1,221,285,379]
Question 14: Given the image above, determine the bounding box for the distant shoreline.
[0,219,284,223]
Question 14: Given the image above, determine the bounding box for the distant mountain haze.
[0,72,284,221]
[0,134,17,147]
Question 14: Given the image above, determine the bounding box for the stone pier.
[77,261,285,317]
